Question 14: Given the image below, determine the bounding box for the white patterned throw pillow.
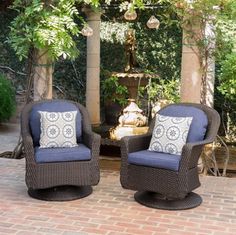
[39,111,78,148]
[148,114,193,155]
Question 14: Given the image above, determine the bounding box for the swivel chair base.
[28,185,92,201]
[134,191,202,210]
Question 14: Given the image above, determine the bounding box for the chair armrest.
[186,134,217,148]
[179,136,217,171]
[21,133,36,164]
[121,133,152,155]
[83,131,101,156]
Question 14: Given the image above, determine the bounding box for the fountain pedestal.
[99,72,158,147]
[110,126,149,140]
[109,99,148,140]
[107,73,158,141]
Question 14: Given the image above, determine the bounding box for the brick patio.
[0,158,236,235]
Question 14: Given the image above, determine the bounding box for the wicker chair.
[120,103,220,210]
[21,99,100,201]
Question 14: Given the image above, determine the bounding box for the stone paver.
[0,123,20,152]
[0,158,236,235]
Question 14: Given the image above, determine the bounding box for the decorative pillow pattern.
[148,114,193,155]
[39,111,78,148]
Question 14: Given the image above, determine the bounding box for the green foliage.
[214,1,236,140]
[7,0,150,61]
[100,4,182,116]
[100,22,131,44]
[100,6,182,81]
[138,76,180,109]
[215,1,236,59]
[53,51,87,103]
[6,0,151,102]
[0,10,26,89]
[4,0,236,137]
[101,75,129,106]
[147,78,180,103]
[218,52,236,101]
[8,0,81,61]
[134,8,182,81]
[0,73,16,122]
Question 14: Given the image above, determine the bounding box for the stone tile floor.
[0,123,20,153]
[1,157,236,235]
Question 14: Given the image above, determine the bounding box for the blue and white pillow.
[39,111,78,148]
[148,114,193,155]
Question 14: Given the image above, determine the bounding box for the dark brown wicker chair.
[21,99,100,201]
[120,103,220,210]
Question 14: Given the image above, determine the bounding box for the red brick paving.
[0,158,236,235]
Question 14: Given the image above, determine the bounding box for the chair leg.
[28,185,92,201]
[134,191,202,210]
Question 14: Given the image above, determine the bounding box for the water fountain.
[107,29,158,141]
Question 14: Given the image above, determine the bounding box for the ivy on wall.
[100,6,182,82]
[0,10,26,90]
[0,5,182,105]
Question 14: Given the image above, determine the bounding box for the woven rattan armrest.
[83,131,101,154]
[179,136,217,171]
[121,133,152,154]
[22,133,36,163]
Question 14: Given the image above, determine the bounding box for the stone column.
[180,21,202,103]
[84,9,101,126]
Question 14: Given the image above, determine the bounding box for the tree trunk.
[33,49,53,101]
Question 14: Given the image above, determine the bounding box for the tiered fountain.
[108,29,158,141]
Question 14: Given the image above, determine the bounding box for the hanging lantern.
[175,2,185,8]
[81,25,93,37]
[146,15,160,29]
[124,10,137,21]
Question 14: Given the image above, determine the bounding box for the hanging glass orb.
[146,15,160,29]
[124,10,137,21]
[175,2,185,8]
[81,25,93,37]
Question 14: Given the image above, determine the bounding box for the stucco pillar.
[84,9,101,125]
[180,22,202,103]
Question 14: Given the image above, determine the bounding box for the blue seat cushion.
[29,101,82,146]
[128,150,181,171]
[35,144,91,163]
[159,105,208,143]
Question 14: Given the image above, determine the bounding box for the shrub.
[217,52,236,141]
[101,75,129,107]
[218,53,236,102]
[0,73,16,122]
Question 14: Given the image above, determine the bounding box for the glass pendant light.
[146,15,160,29]
[81,25,93,37]
[124,10,137,21]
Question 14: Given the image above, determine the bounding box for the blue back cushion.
[29,101,82,146]
[158,105,208,143]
